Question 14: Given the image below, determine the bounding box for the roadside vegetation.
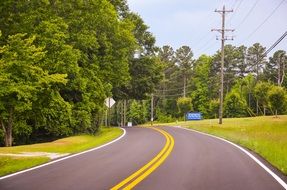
[0,127,123,176]
[161,116,287,175]
[0,0,286,178]
[0,1,161,147]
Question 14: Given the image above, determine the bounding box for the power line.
[154,93,183,98]
[236,0,259,29]
[155,83,194,92]
[200,39,219,54]
[241,0,286,43]
[196,35,217,51]
[227,0,244,23]
[264,31,287,55]
[190,0,223,48]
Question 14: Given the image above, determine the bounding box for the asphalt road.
[0,126,286,190]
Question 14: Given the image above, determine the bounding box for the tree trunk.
[278,56,281,86]
[1,107,14,147]
[256,100,259,116]
[248,92,251,107]
[183,74,186,97]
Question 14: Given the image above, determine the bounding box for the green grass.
[157,115,287,175]
[0,127,123,177]
[0,156,49,176]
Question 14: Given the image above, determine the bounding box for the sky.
[127,0,287,58]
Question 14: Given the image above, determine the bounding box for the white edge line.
[173,126,287,190]
[0,127,126,181]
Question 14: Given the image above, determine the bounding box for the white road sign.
[105,97,116,108]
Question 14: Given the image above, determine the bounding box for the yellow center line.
[111,127,174,190]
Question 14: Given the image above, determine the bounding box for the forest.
[0,0,286,146]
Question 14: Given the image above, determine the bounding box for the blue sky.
[127,0,287,58]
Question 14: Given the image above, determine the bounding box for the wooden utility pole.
[124,99,127,127]
[212,5,234,124]
[151,94,154,126]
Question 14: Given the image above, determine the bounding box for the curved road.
[0,126,286,190]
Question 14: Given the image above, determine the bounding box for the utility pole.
[151,94,154,126]
[124,99,127,127]
[212,5,234,124]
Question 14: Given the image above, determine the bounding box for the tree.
[124,57,162,100]
[213,45,248,93]
[254,82,272,115]
[177,97,193,119]
[0,0,141,144]
[0,33,67,146]
[209,99,220,118]
[265,50,287,86]
[224,90,247,118]
[241,74,256,108]
[247,43,267,81]
[127,100,148,124]
[236,45,248,78]
[108,0,129,18]
[125,13,156,55]
[175,46,194,97]
[191,55,213,117]
[268,86,287,117]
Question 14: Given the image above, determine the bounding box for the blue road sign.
[186,112,202,120]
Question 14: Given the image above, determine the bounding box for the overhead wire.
[235,0,259,29]
[264,31,287,55]
[155,83,194,92]
[227,0,244,24]
[155,30,287,98]
[240,0,286,44]
[191,0,224,56]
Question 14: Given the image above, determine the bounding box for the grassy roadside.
[157,116,287,175]
[0,127,123,177]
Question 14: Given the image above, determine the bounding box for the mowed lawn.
[163,116,287,175]
[0,127,123,177]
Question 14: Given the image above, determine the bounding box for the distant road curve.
[0,126,286,190]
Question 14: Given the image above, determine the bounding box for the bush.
[127,100,148,125]
[268,86,287,115]
[177,97,193,116]
[156,109,174,123]
[209,99,220,118]
[224,91,247,118]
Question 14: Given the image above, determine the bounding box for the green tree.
[268,86,287,117]
[224,91,247,118]
[175,46,194,97]
[191,55,213,117]
[265,50,287,86]
[127,100,148,124]
[209,99,220,118]
[0,33,67,146]
[177,97,193,119]
[254,82,272,115]
[247,43,267,81]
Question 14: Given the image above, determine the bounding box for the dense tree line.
[153,44,287,121]
[0,0,161,146]
[123,44,287,124]
[1,0,286,146]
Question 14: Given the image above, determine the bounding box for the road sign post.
[105,98,116,127]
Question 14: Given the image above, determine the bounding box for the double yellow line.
[111,127,174,190]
